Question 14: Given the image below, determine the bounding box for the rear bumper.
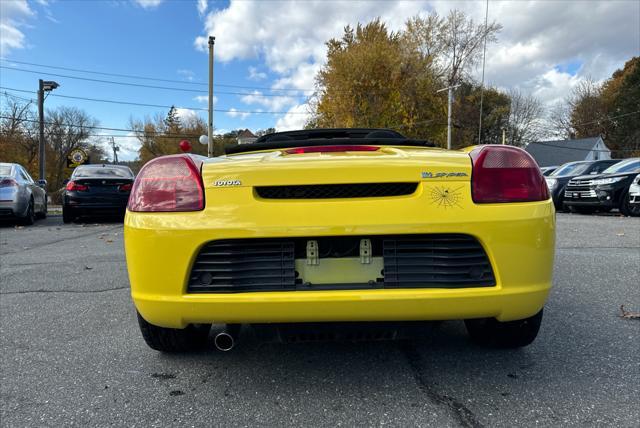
[125,192,555,328]
[0,200,23,217]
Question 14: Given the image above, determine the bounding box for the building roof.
[525,137,606,167]
[237,129,257,139]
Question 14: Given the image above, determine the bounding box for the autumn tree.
[131,108,209,164]
[507,89,544,147]
[313,19,446,142]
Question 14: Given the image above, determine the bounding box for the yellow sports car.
[124,129,554,352]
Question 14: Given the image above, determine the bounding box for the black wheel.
[62,206,74,224]
[21,198,35,225]
[465,309,543,348]
[137,312,210,352]
[620,191,640,217]
[568,205,596,214]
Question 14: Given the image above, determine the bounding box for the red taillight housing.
[118,183,133,192]
[284,145,379,154]
[66,181,88,191]
[470,145,549,203]
[127,155,203,212]
[0,178,18,187]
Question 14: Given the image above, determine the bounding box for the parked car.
[0,162,47,224]
[545,159,621,211]
[627,174,640,216]
[563,158,640,215]
[540,166,558,176]
[125,128,555,353]
[62,164,134,223]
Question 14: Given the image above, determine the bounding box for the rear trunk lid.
[201,146,471,188]
[73,178,133,194]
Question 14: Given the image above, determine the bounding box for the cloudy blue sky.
[1,0,638,160]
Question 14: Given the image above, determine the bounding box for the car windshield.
[602,159,640,174]
[73,166,133,178]
[0,165,12,176]
[550,162,590,176]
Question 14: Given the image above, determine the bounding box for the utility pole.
[478,0,489,145]
[208,36,215,158]
[502,128,506,145]
[37,79,59,181]
[110,137,119,164]
[437,84,461,150]
[38,80,45,180]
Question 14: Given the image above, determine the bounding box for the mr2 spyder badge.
[422,172,468,179]
[214,179,242,187]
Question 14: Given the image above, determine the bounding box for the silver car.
[0,163,48,224]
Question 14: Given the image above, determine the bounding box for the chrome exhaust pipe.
[214,325,240,351]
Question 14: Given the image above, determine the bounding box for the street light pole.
[38,80,45,181]
[208,36,215,158]
[37,79,59,181]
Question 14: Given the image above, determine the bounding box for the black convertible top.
[224,128,434,155]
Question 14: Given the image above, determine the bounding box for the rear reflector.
[65,181,88,192]
[470,145,549,203]
[119,183,133,192]
[128,155,204,212]
[284,145,380,154]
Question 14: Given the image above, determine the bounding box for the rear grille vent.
[187,234,495,293]
[383,235,495,287]
[188,240,295,292]
[255,182,418,199]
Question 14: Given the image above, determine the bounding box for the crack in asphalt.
[0,225,122,255]
[0,286,128,295]
[400,341,484,428]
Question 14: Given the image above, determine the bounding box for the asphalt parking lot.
[1,214,639,427]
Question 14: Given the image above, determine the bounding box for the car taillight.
[284,145,379,154]
[66,181,89,191]
[119,183,133,192]
[0,178,18,187]
[128,155,203,212]
[470,145,549,203]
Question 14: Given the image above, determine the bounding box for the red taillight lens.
[0,178,18,187]
[470,145,549,203]
[127,155,203,212]
[284,145,380,154]
[66,181,89,191]
[119,183,133,192]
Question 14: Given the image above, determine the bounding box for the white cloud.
[196,0,639,120]
[276,104,312,131]
[248,66,267,81]
[177,68,195,81]
[93,133,140,162]
[175,108,200,123]
[225,108,250,120]
[197,0,207,16]
[0,0,33,57]
[240,90,297,112]
[134,0,163,10]
[193,95,217,105]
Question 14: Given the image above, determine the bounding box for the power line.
[0,65,310,98]
[0,58,315,93]
[0,87,309,115]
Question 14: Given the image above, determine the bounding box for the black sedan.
[62,164,134,223]
[563,158,640,216]
[544,159,621,211]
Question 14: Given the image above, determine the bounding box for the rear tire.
[62,206,74,224]
[21,199,35,225]
[465,309,543,348]
[137,312,211,352]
